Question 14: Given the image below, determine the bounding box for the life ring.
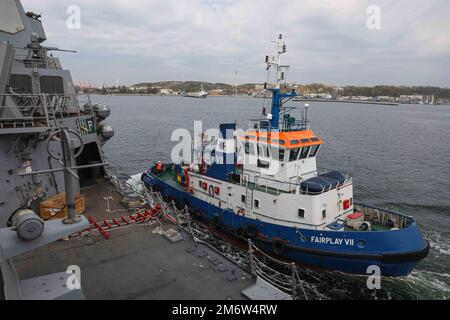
[272,239,286,255]
[208,185,215,198]
[245,225,258,239]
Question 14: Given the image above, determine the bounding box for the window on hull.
[298,209,305,218]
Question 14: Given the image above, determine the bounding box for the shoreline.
[293,98,399,106]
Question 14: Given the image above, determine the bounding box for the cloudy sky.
[21,0,450,87]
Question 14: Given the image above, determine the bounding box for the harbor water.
[97,95,450,299]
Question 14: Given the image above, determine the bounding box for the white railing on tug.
[235,168,353,196]
[354,202,414,230]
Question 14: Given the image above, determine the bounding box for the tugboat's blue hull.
[143,171,429,277]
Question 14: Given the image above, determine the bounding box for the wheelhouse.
[240,130,324,182]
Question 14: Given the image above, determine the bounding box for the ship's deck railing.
[353,202,414,230]
[236,167,353,197]
[0,93,94,130]
[247,119,310,133]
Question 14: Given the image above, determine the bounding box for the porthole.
[357,240,366,248]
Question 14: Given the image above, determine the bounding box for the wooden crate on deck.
[39,192,86,221]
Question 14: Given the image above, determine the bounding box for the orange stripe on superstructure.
[240,130,324,149]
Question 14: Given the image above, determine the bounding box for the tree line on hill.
[75,81,450,99]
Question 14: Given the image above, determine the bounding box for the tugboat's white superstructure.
[143,35,429,276]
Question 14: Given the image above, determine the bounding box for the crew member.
[156,161,163,175]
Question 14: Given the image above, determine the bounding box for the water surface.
[96,95,450,299]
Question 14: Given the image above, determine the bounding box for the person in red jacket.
[155,161,163,175]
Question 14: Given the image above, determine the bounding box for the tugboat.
[142,34,429,276]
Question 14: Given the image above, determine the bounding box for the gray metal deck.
[12,180,254,300]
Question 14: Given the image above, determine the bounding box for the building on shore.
[209,89,224,96]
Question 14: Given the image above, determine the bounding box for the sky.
[21,0,450,87]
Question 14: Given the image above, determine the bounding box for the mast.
[265,34,297,130]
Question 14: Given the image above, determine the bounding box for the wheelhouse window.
[272,139,285,145]
[299,146,310,159]
[289,148,300,161]
[271,148,285,162]
[257,144,270,158]
[309,145,320,157]
[244,141,255,155]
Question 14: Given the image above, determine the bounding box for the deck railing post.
[42,93,50,127]
[185,205,197,246]
[291,262,297,298]
[248,239,256,276]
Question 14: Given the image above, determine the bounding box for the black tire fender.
[272,239,286,255]
[245,225,258,239]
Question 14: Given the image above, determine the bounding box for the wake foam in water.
[126,172,145,194]
[427,230,450,257]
